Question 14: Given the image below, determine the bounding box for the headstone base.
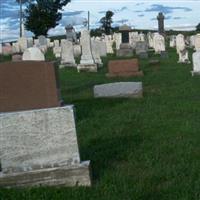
[191,71,200,76]
[0,161,91,188]
[60,63,77,68]
[116,49,133,57]
[77,64,97,72]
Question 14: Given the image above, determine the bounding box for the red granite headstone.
[107,59,143,77]
[0,61,60,112]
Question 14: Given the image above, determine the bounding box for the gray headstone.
[94,82,143,98]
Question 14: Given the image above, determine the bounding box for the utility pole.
[88,11,90,30]
[19,0,22,37]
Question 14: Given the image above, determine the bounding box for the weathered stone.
[77,30,97,72]
[117,43,133,57]
[194,34,200,51]
[153,33,165,53]
[191,51,200,75]
[176,34,185,53]
[135,41,148,57]
[12,54,22,62]
[60,40,76,67]
[53,46,61,58]
[91,40,102,66]
[107,59,143,77]
[0,106,91,187]
[27,38,33,48]
[18,37,28,52]
[38,35,47,46]
[178,49,190,64]
[170,35,176,48]
[12,42,20,54]
[105,35,114,54]
[22,47,45,61]
[0,61,60,112]
[94,82,143,98]
[73,44,81,57]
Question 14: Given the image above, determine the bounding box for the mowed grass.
[1,48,200,200]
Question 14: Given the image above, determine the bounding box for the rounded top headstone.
[22,47,45,61]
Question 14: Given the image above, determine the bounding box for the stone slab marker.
[107,59,143,77]
[60,40,76,67]
[194,34,200,51]
[0,106,91,187]
[191,51,200,75]
[94,82,143,98]
[77,30,97,72]
[0,61,60,113]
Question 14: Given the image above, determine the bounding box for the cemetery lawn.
[1,48,200,200]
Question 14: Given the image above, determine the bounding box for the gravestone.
[157,12,165,35]
[94,82,143,98]
[113,32,122,50]
[153,33,166,54]
[73,44,81,57]
[176,34,185,53]
[12,42,20,54]
[191,51,200,75]
[22,47,45,61]
[77,30,97,72]
[38,35,47,46]
[65,25,77,43]
[53,46,61,58]
[135,41,148,58]
[54,40,60,47]
[147,32,154,48]
[0,61,60,113]
[27,38,33,48]
[0,43,2,54]
[12,54,22,62]
[0,106,91,187]
[2,43,12,55]
[18,37,28,52]
[106,59,143,77]
[194,34,200,51]
[170,35,176,48]
[139,33,145,42]
[60,40,76,67]
[190,35,195,48]
[105,35,114,54]
[117,25,133,57]
[178,49,190,64]
[91,40,102,66]
[129,32,140,49]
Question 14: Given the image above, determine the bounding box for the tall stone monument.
[77,30,97,72]
[157,12,165,35]
[116,25,133,57]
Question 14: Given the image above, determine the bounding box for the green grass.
[1,48,200,200]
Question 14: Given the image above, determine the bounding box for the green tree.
[196,23,200,32]
[24,0,71,37]
[100,10,114,35]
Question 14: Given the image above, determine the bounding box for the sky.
[0,0,200,42]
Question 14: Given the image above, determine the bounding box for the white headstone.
[170,35,176,48]
[0,43,2,54]
[194,34,200,51]
[192,51,200,73]
[22,47,45,61]
[73,44,81,57]
[53,46,61,58]
[12,42,20,54]
[38,35,47,46]
[0,106,91,187]
[105,35,114,54]
[178,49,190,64]
[60,40,76,67]
[153,33,165,53]
[147,32,154,48]
[77,30,97,72]
[176,34,185,53]
[54,40,60,47]
[113,33,122,50]
[18,37,28,52]
[91,40,102,66]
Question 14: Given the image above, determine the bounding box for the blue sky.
[0,0,200,41]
